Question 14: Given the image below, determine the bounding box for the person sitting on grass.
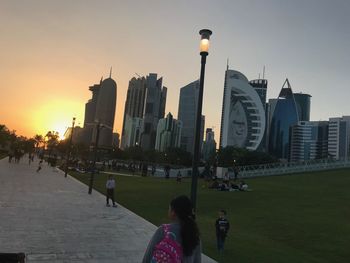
[239,180,249,191]
[209,178,220,189]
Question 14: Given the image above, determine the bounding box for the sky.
[1,0,349,141]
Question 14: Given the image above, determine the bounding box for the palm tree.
[33,134,44,149]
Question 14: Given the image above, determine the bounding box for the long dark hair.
[170,195,200,256]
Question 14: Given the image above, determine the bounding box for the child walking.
[215,209,230,252]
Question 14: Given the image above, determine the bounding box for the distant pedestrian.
[164,165,171,179]
[215,209,230,252]
[106,175,117,207]
[176,171,182,183]
[36,159,43,173]
[234,167,239,181]
[143,195,201,263]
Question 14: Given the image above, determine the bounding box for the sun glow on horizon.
[30,99,84,139]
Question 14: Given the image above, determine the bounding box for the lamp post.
[190,29,212,211]
[65,117,76,178]
[88,122,102,194]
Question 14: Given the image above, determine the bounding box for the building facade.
[178,80,205,154]
[81,76,117,148]
[293,93,311,121]
[120,116,143,149]
[268,79,299,160]
[202,128,217,162]
[219,69,266,150]
[328,116,350,159]
[121,77,147,148]
[155,113,182,152]
[140,73,167,150]
[290,121,329,162]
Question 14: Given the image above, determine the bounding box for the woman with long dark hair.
[142,195,201,263]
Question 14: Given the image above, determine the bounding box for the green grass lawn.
[71,169,350,263]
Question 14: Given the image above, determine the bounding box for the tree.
[217,146,277,167]
[33,134,44,149]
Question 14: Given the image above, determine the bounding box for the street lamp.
[88,122,112,194]
[64,117,76,178]
[190,29,212,211]
[88,122,102,194]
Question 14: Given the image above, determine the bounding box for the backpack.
[151,224,183,263]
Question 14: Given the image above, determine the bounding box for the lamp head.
[199,29,212,55]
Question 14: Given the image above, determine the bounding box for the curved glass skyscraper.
[220,69,266,150]
[268,79,299,160]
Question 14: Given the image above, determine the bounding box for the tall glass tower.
[268,79,299,160]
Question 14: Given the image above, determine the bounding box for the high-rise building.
[121,77,147,148]
[249,79,268,110]
[155,113,182,152]
[219,69,266,150]
[92,77,117,148]
[290,121,328,162]
[328,116,350,159]
[81,75,117,148]
[268,79,299,160]
[121,116,143,149]
[140,73,167,150]
[112,133,120,148]
[250,79,268,151]
[202,128,217,162]
[178,80,205,154]
[83,82,101,144]
[293,93,311,121]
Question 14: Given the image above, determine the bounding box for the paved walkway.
[0,157,216,263]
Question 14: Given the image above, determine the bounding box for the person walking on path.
[143,195,201,263]
[215,209,230,252]
[106,175,117,207]
[36,159,43,173]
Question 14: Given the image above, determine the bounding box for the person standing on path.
[106,175,117,207]
[143,195,201,263]
[215,209,230,252]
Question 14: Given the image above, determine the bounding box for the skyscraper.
[290,121,329,162]
[121,116,143,149]
[249,79,268,110]
[293,93,311,121]
[83,82,101,144]
[202,128,216,162]
[268,79,299,160]
[82,75,117,148]
[93,77,117,147]
[219,69,266,150]
[250,79,268,151]
[155,112,182,152]
[121,77,146,148]
[178,80,205,154]
[140,73,167,150]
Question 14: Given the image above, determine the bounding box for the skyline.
[1,0,350,140]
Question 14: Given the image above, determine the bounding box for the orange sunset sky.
[1,1,350,141]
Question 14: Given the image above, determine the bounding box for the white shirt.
[106,179,115,189]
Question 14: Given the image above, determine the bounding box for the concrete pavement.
[0,157,216,263]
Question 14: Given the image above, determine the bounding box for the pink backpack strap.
[162,224,170,235]
[162,224,177,239]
